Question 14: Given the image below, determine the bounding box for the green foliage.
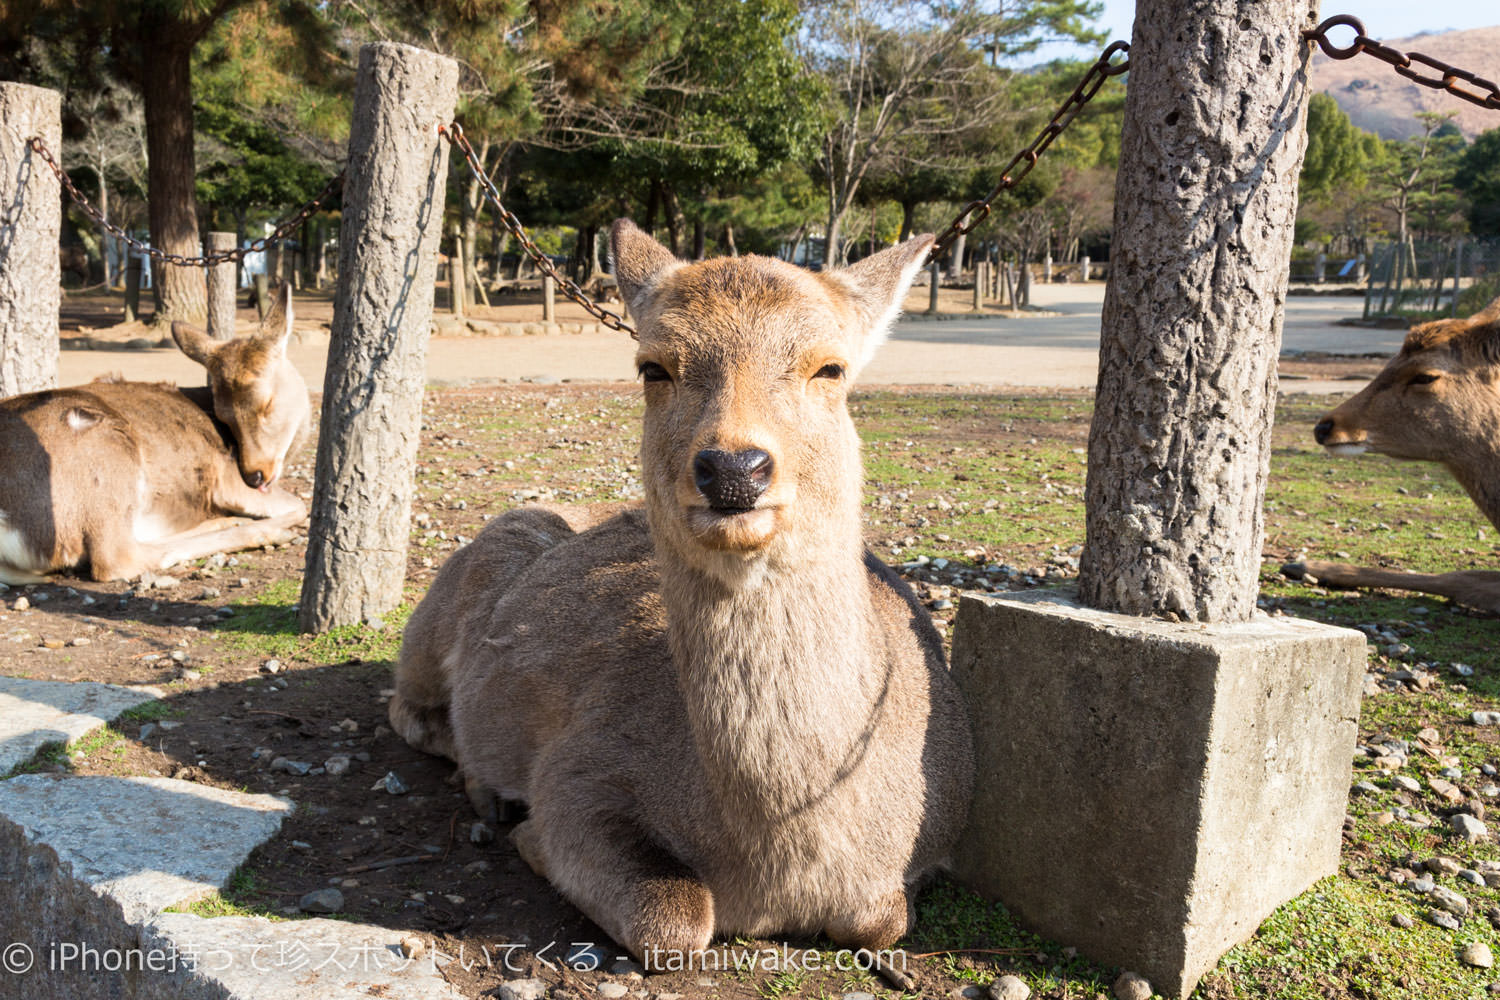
[1301,93,1376,201]
[193,98,336,224]
[1454,128,1500,239]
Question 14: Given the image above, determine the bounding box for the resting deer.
[391,221,974,964]
[1284,296,1500,614]
[0,284,309,584]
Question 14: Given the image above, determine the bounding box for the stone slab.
[0,676,161,774]
[950,586,1365,998]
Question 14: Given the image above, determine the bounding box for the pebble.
[1393,776,1422,792]
[270,757,312,776]
[1453,814,1489,842]
[376,771,409,795]
[70,637,90,647]
[1392,912,1415,928]
[1431,885,1470,916]
[844,994,877,1000]
[497,980,548,1000]
[1353,780,1379,795]
[1428,909,1462,931]
[1489,905,1500,929]
[399,935,425,960]
[1427,856,1463,876]
[608,959,644,977]
[565,945,610,971]
[1461,870,1487,887]
[1463,942,1495,969]
[1413,876,1436,893]
[470,821,495,845]
[12,596,28,611]
[261,659,283,674]
[1113,971,1152,1000]
[1474,712,1500,727]
[299,888,343,914]
[323,755,351,776]
[990,975,1031,1000]
[596,985,628,999]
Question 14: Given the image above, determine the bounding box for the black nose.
[693,449,772,511]
[1313,419,1335,445]
[244,469,266,489]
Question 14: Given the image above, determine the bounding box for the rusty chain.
[929,40,1130,263]
[439,122,638,338]
[1304,15,1500,111]
[27,135,344,268]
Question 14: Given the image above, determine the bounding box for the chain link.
[439,122,638,338]
[27,135,345,269]
[929,40,1130,263]
[1304,15,1500,110]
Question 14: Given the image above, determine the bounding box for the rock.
[597,984,629,999]
[1113,971,1152,1000]
[1452,814,1489,842]
[1488,905,1500,929]
[299,888,344,914]
[497,979,548,1000]
[1413,875,1436,893]
[1463,942,1495,969]
[1473,711,1500,727]
[1392,775,1422,792]
[12,596,29,611]
[1392,912,1415,928]
[990,975,1031,1000]
[260,659,283,675]
[1430,778,1465,803]
[323,755,351,777]
[844,994,877,1000]
[400,935,425,959]
[470,821,495,845]
[270,757,312,777]
[1427,856,1464,876]
[1431,885,1470,916]
[608,958,644,976]
[1428,909,1462,931]
[1461,869,1486,887]
[375,771,409,795]
[565,944,610,970]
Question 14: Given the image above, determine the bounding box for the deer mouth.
[685,504,778,551]
[1325,442,1368,456]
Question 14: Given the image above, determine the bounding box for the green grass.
[213,577,412,664]
[3,725,130,778]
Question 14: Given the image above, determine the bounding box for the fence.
[1355,238,1500,319]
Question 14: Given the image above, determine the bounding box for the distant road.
[57,283,1397,394]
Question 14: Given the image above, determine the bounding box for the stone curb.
[0,676,161,775]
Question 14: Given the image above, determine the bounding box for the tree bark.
[140,30,207,325]
[1077,0,1316,623]
[0,82,60,395]
[299,43,459,632]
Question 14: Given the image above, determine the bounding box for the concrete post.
[205,231,237,340]
[1080,255,1091,282]
[972,261,985,311]
[952,4,1365,997]
[124,256,142,323]
[1042,254,1053,283]
[0,82,60,395]
[927,261,939,315]
[452,226,466,318]
[541,272,555,323]
[252,273,270,321]
[299,43,459,632]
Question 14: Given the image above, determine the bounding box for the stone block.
[950,587,1364,998]
[0,677,159,774]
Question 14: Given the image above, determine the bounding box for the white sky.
[1023,0,1499,64]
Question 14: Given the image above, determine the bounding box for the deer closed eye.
[813,363,845,380]
[639,362,672,383]
[1408,372,1440,386]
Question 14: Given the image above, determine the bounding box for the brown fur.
[390,221,974,963]
[1288,296,1500,613]
[0,284,310,583]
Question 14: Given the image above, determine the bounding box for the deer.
[0,283,310,584]
[390,220,974,968]
[1283,296,1500,614]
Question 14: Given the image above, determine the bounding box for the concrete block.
[0,676,160,774]
[950,587,1364,998]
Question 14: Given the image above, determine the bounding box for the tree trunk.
[299,43,459,633]
[0,82,60,395]
[664,185,685,256]
[899,200,916,243]
[692,216,705,261]
[724,224,737,257]
[140,31,207,325]
[1077,0,1315,623]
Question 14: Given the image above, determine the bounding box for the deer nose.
[693,448,773,511]
[243,469,266,490]
[1313,418,1335,445]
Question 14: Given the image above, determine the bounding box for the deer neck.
[654,510,888,818]
[1445,453,1500,534]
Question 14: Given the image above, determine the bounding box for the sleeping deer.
[391,221,974,964]
[0,283,309,584]
[1284,296,1500,614]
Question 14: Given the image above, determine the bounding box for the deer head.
[171,283,310,491]
[611,220,931,580]
[1314,296,1500,466]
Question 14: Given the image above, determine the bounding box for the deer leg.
[149,511,303,572]
[823,887,913,951]
[515,806,715,963]
[213,479,307,522]
[1286,560,1500,615]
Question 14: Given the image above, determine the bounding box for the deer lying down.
[1284,296,1500,614]
[0,284,310,584]
[391,221,974,963]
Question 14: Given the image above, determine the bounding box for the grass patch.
[214,578,412,664]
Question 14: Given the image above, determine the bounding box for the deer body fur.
[391,221,974,961]
[0,286,309,584]
[1287,297,1500,613]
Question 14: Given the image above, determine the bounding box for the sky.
[1022,0,1500,65]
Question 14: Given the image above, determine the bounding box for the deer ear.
[171,320,215,366]
[1474,298,1500,366]
[611,219,680,315]
[256,281,294,351]
[1472,294,1500,327]
[833,234,935,374]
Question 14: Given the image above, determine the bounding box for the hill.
[1312,24,1500,140]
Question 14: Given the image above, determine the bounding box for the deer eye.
[638,362,671,384]
[1408,372,1440,386]
[813,363,845,381]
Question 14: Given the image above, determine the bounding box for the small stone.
[1413,875,1436,893]
[178,669,201,682]
[1488,905,1500,928]
[1463,942,1495,969]
[400,935,426,960]
[299,888,343,914]
[70,637,90,647]
[844,994,877,1000]
[1430,778,1465,803]
[1461,869,1486,887]
[1431,885,1470,916]
[990,975,1031,1000]
[1353,780,1379,795]
[169,649,188,663]
[608,958,644,977]
[323,755,351,776]
[1452,814,1489,842]
[1392,912,1415,928]
[1427,856,1463,876]
[596,985,629,999]
[12,596,28,611]
[1428,909,1462,931]
[497,979,548,1000]
[260,659,283,674]
[1474,711,1500,727]
[1374,811,1396,826]
[376,771,409,795]
[470,821,495,845]
[564,945,610,970]
[1113,971,1152,1000]
[270,757,312,776]
[1393,775,1422,792]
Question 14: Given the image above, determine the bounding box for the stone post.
[952,4,1368,996]
[124,256,142,323]
[205,231,237,340]
[1080,255,1091,282]
[299,43,459,632]
[542,272,555,324]
[0,83,60,395]
[451,225,466,318]
[972,261,985,311]
[927,261,939,315]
